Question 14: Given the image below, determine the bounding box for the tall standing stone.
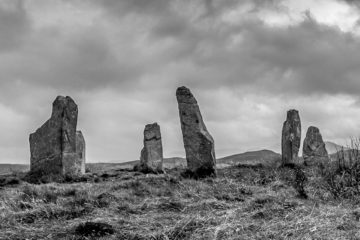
[29,96,86,177]
[281,109,301,165]
[137,123,163,173]
[176,86,216,177]
[303,126,329,166]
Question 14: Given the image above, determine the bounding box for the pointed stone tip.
[145,122,160,131]
[144,122,161,141]
[51,95,78,117]
[176,86,190,93]
[176,86,197,104]
[65,95,75,102]
[287,109,298,114]
[53,96,76,105]
[307,126,320,133]
[53,95,66,103]
[286,109,299,119]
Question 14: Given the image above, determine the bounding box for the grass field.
[0,165,359,240]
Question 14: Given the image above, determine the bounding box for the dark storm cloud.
[1,0,360,97]
[95,0,170,16]
[0,1,30,52]
[339,0,360,7]
[91,0,278,18]
[85,0,360,96]
[0,24,142,92]
[24,29,137,90]
[185,18,360,96]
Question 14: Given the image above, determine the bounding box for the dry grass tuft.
[1,165,360,239]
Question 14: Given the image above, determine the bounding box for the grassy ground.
[0,166,359,240]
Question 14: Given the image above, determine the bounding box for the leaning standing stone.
[303,126,329,166]
[281,109,301,165]
[176,86,216,178]
[136,123,164,173]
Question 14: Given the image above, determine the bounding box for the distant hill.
[163,157,186,168]
[0,164,29,175]
[218,149,282,168]
[329,149,360,162]
[325,141,350,155]
[110,150,282,170]
[86,157,186,172]
[324,141,357,162]
[0,150,282,175]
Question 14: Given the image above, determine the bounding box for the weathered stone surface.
[63,131,86,175]
[303,126,329,166]
[137,123,163,173]
[176,86,216,177]
[281,109,301,165]
[76,131,86,168]
[29,96,85,177]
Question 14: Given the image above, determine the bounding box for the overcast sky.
[2,0,360,164]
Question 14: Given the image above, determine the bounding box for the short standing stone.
[137,123,163,173]
[29,96,86,177]
[303,126,329,166]
[176,86,216,178]
[281,109,301,165]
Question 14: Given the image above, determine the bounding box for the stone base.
[133,163,164,174]
[181,165,216,179]
[62,153,85,176]
[304,156,330,168]
[30,154,63,176]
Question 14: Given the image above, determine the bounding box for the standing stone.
[137,123,163,173]
[281,109,301,165]
[176,86,216,178]
[303,126,329,166]
[29,96,86,177]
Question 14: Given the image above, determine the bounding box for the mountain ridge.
[325,141,350,155]
[0,149,282,174]
[1,143,353,175]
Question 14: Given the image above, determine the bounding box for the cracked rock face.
[176,86,216,177]
[303,126,329,166]
[138,123,163,173]
[29,96,85,177]
[281,109,301,165]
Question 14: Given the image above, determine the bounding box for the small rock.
[75,221,115,237]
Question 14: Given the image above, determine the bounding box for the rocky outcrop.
[176,86,216,178]
[303,126,329,166]
[29,96,85,178]
[136,123,163,173]
[281,109,301,165]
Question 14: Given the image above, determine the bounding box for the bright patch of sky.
[222,0,359,33]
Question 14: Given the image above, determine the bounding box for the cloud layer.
[1,0,360,163]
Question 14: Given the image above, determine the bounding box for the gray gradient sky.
[1,0,360,164]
